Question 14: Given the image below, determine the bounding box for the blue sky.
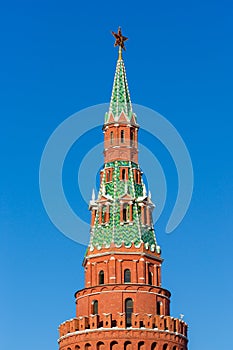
[1,0,233,349]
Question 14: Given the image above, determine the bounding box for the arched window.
[138,341,145,350]
[124,269,131,283]
[151,343,157,350]
[75,346,80,350]
[172,347,177,350]
[163,344,168,350]
[130,129,134,146]
[125,298,133,327]
[99,270,104,285]
[92,300,98,315]
[110,131,114,145]
[85,344,91,350]
[148,271,153,285]
[121,130,125,143]
[110,341,118,350]
[97,341,105,350]
[157,301,161,315]
[123,207,127,222]
[122,168,126,180]
[102,205,107,224]
[124,341,132,350]
[106,169,111,182]
[135,170,140,184]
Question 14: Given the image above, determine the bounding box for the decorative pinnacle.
[92,188,95,201]
[112,27,128,60]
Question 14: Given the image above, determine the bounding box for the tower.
[58,28,188,350]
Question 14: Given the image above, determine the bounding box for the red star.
[111,27,128,51]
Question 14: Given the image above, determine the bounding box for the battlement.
[59,313,187,339]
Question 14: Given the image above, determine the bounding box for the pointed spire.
[92,188,95,201]
[104,28,137,125]
[88,31,157,251]
[108,56,133,120]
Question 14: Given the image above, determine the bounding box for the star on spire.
[112,27,128,60]
[112,27,128,50]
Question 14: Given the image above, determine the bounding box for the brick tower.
[58,28,188,350]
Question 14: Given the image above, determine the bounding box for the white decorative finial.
[180,314,184,320]
[148,190,152,199]
[92,188,95,201]
[143,183,147,197]
[125,181,128,194]
[102,183,106,196]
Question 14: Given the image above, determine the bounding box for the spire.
[88,29,159,253]
[108,57,133,120]
[105,28,137,124]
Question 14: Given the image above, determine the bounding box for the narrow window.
[138,342,145,350]
[151,343,157,350]
[124,342,132,350]
[106,169,112,182]
[97,342,105,350]
[180,322,183,334]
[102,206,107,223]
[124,269,131,283]
[123,207,127,221]
[110,131,114,145]
[99,270,104,285]
[174,320,177,332]
[110,340,118,350]
[92,300,98,315]
[106,170,110,182]
[163,345,168,350]
[121,130,125,143]
[148,271,153,285]
[110,341,118,350]
[125,298,133,327]
[122,168,126,180]
[130,129,134,146]
[157,301,161,315]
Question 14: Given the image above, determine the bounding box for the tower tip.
[111,27,128,60]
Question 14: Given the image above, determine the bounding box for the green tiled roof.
[89,161,160,253]
[88,55,160,253]
[105,57,137,124]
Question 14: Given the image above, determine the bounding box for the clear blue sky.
[1,1,233,349]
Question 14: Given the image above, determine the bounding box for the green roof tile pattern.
[105,58,138,124]
[89,161,159,252]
